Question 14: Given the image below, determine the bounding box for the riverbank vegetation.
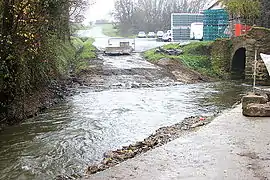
[144,42,215,76]
[0,0,96,126]
[71,37,97,74]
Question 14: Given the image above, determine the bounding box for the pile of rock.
[86,116,212,175]
[242,92,270,116]
[155,46,183,56]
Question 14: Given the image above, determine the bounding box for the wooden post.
[253,49,257,93]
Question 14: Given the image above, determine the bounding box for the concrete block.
[242,94,268,110]
[243,103,270,117]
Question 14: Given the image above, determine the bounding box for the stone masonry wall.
[208,27,270,84]
[211,39,232,79]
[244,27,270,85]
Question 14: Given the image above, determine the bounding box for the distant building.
[95,19,110,24]
[171,13,204,41]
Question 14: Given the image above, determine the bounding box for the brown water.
[0,81,251,180]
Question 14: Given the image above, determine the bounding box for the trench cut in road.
[0,26,252,180]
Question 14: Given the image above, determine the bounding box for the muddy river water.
[0,27,252,180]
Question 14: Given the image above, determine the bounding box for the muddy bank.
[153,58,212,84]
[143,42,216,83]
[85,115,213,176]
[73,53,211,90]
[74,55,179,89]
[0,79,76,131]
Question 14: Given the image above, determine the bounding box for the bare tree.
[69,0,96,23]
[113,0,207,35]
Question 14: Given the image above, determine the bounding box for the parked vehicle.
[147,32,155,38]
[190,22,203,40]
[104,38,135,55]
[162,32,172,42]
[137,31,146,38]
[156,31,164,40]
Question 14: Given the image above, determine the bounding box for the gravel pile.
[86,116,213,175]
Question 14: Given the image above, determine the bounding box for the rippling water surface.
[0,81,251,179]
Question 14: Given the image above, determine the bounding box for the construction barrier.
[203,9,229,41]
[235,24,252,37]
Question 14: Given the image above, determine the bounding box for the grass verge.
[144,41,215,76]
[101,24,120,37]
[100,24,137,38]
[71,37,97,74]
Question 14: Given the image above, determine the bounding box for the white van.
[190,22,203,40]
[162,32,172,42]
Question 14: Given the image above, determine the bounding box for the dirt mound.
[156,58,211,83]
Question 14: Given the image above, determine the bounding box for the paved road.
[84,105,270,180]
[76,26,178,89]
[76,25,186,52]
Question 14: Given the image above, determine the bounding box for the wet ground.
[84,105,270,180]
[86,116,213,176]
[0,26,252,179]
[76,53,178,90]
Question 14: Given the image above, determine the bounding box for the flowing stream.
[0,81,251,179]
[0,26,252,179]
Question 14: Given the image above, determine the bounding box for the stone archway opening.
[231,47,246,79]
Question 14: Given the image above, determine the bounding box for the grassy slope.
[71,37,97,74]
[101,24,120,37]
[78,38,96,59]
[144,41,215,76]
[55,41,76,75]
[100,24,136,38]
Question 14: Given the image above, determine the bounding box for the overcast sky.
[82,0,214,24]
[84,0,115,24]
